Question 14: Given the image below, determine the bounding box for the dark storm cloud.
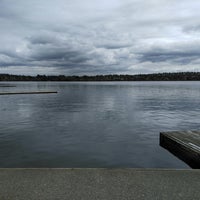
[183,24,200,33]
[138,50,200,64]
[0,51,19,59]
[26,34,96,68]
[96,43,132,49]
[29,35,56,45]
[31,47,80,61]
[0,0,200,75]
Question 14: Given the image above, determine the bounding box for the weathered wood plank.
[0,91,57,95]
[160,131,200,168]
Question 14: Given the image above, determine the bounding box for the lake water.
[1,81,200,168]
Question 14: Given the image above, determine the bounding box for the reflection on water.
[1,81,200,168]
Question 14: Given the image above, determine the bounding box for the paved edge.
[0,168,199,200]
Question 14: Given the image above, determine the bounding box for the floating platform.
[0,168,199,200]
[160,131,200,168]
[0,91,58,95]
[0,85,16,87]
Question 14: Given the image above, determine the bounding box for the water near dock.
[1,81,200,168]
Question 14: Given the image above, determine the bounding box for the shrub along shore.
[1,72,200,81]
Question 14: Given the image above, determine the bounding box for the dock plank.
[160,131,200,168]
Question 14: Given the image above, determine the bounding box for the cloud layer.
[0,0,200,75]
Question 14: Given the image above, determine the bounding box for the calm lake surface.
[1,81,200,168]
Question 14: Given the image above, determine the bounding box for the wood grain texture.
[160,131,200,169]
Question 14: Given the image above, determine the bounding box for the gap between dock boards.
[160,131,200,169]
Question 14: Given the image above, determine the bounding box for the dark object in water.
[0,85,16,87]
[0,91,58,95]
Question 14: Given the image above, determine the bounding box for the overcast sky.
[1,0,200,75]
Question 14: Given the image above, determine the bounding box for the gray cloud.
[0,0,200,75]
[138,50,200,64]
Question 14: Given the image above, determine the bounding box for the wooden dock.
[0,91,57,95]
[160,131,200,168]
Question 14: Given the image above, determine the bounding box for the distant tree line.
[0,72,200,81]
